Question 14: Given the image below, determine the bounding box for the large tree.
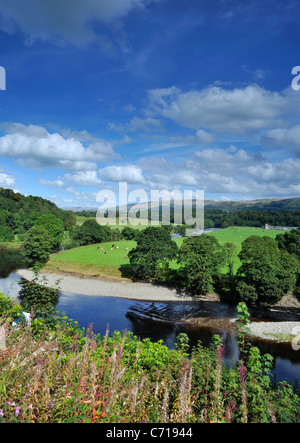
[128,226,178,281]
[178,234,226,294]
[22,226,53,267]
[71,219,113,246]
[276,229,300,261]
[236,235,299,306]
[34,214,64,249]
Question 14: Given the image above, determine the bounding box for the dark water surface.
[0,248,299,386]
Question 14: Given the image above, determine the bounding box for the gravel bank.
[248,321,300,342]
[16,269,198,302]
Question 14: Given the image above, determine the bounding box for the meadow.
[45,226,286,281]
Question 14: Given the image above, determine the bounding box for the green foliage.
[0,188,67,238]
[71,219,114,246]
[34,214,64,249]
[63,210,77,230]
[0,292,22,324]
[236,236,300,306]
[128,226,178,281]
[276,228,300,261]
[21,226,53,267]
[18,268,60,325]
[178,235,226,293]
[0,224,14,242]
[0,299,299,423]
[235,302,251,353]
[121,226,137,240]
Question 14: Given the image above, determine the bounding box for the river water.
[1,248,300,386]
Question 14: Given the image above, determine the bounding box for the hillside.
[0,188,68,242]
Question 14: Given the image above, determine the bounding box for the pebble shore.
[16,269,196,302]
[248,321,300,342]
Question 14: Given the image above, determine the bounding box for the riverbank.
[248,321,300,343]
[16,269,300,343]
[16,269,205,302]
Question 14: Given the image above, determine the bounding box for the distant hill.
[204,197,300,212]
[64,197,300,214]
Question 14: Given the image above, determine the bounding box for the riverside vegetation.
[0,291,299,423]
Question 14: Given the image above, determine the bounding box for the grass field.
[45,226,287,280]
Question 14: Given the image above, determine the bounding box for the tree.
[236,235,300,306]
[121,226,137,240]
[178,235,226,294]
[22,226,53,267]
[0,225,14,242]
[276,229,300,261]
[71,219,112,246]
[128,226,178,281]
[223,242,238,278]
[34,214,64,249]
[63,210,77,230]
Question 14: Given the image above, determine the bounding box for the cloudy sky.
[0,0,300,207]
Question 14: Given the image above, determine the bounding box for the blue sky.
[0,0,300,208]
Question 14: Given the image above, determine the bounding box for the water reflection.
[0,248,26,278]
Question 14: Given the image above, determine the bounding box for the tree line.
[0,188,76,242]
[127,226,300,307]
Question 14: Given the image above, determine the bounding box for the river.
[1,247,300,386]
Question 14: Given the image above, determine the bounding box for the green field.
[46,226,287,280]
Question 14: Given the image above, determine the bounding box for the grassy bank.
[43,227,287,281]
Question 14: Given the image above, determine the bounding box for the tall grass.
[0,295,299,423]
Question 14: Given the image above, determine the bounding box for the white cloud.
[0,123,119,171]
[40,179,66,188]
[262,125,300,157]
[99,165,145,184]
[0,0,158,46]
[109,116,164,134]
[0,173,16,187]
[64,170,102,186]
[147,84,289,134]
[139,146,300,198]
